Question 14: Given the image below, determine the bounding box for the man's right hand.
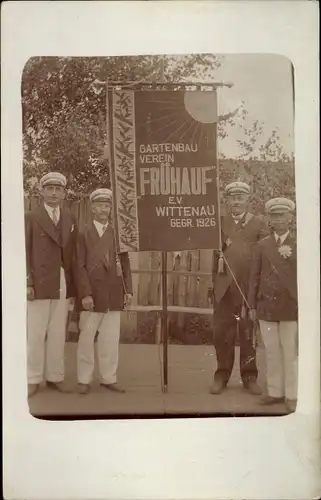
[82,295,94,311]
[27,286,35,301]
[249,309,257,322]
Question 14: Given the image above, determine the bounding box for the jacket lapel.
[234,212,253,232]
[223,212,254,247]
[243,212,254,227]
[266,234,280,260]
[34,204,60,245]
[282,233,294,248]
[267,233,295,260]
[265,234,297,301]
[101,225,114,270]
[103,225,114,248]
[89,222,113,249]
[87,222,113,270]
[60,208,73,247]
[87,223,102,251]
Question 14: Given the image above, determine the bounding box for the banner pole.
[158,57,168,393]
[161,251,168,392]
[213,89,220,354]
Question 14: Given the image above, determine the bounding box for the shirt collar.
[274,231,289,244]
[93,219,108,230]
[44,203,60,215]
[232,212,245,222]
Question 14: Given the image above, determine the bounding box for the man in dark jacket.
[248,197,298,413]
[211,181,269,395]
[26,172,77,397]
[75,188,133,395]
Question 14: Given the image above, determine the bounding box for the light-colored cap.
[225,181,250,196]
[39,172,67,188]
[265,197,295,214]
[90,188,112,203]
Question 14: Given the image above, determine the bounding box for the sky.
[207,54,294,159]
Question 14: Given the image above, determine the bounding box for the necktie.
[52,208,59,225]
[102,225,107,235]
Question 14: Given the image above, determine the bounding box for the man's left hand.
[124,293,133,308]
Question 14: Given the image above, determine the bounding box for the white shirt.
[232,212,245,224]
[274,231,289,244]
[93,220,108,238]
[44,203,60,223]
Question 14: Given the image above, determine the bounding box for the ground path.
[29,344,288,417]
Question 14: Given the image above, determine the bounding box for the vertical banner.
[108,87,219,252]
[108,88,140,253]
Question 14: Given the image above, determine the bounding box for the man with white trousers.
[75,188,133,394]
[26,172,78,398]
[248,197,298,413]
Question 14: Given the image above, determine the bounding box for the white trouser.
[77,310,121,385]
[27,268,69,384]
[259,320,298,400]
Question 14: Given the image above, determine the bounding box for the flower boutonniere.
[226,237,232,247]
[278,244,292,259]
[71,224,75,232]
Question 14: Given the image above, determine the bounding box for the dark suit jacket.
[74,222,133,313]
[248,233,298,321]
[25,204,78,299]
[212,213,270,305]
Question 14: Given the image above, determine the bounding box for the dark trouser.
[213,288,258,385]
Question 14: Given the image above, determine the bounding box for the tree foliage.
[22,55,221,194]
[22,55,295,208]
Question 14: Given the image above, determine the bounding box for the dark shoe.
[210,378,227,395]
[244,380,262,395]
[47,381,72,393]
[78,383,90,395]
[285,399,297,413]
[100,383,125,393]
[260,395,285,406]
[28,384,39,398]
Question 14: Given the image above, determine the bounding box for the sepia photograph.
[22,53,298,418]
[2,2,319,500]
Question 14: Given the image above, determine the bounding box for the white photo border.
[2,1,320,499]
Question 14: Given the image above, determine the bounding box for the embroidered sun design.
[278,244,292,259]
